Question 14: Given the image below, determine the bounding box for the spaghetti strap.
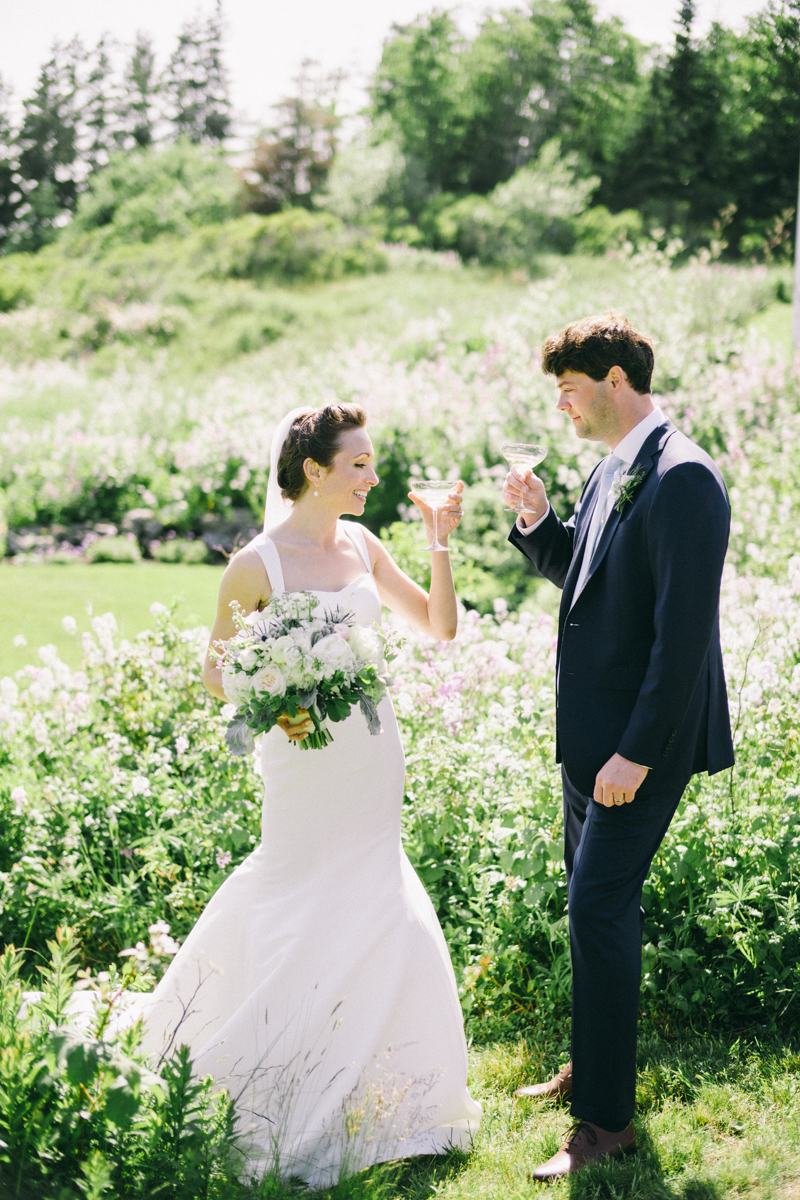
[251,533,285,594]
[342,521,373,575]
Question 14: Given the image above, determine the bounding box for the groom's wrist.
[516,504,551,535]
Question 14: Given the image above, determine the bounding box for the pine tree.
[79,36,121,175]
[16,39,84,248]
[0,78,22,252]
[161,2,231,144]
[117,32,158,149]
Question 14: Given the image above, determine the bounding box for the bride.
[140,403,482,1185]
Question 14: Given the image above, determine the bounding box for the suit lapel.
[576,421,675,598]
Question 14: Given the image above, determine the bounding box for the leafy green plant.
[85,535,142,564]
[67,141,240,248]
[151,537,209,564]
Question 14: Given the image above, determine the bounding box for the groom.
[504,313,733,1179]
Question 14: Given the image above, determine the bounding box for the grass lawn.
[0,561,222,675]
[316,1033,800,1200]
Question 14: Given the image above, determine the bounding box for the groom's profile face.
[555,370,616,443]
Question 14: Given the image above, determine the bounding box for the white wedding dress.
[140,521,481,1186]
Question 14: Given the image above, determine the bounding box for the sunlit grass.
[299,1033,800,1200]
[0,561,221,674]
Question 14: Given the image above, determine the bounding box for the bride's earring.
[313,489,319,497]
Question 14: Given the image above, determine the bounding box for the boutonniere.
[611,464,646,513]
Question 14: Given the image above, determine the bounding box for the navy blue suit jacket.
[509,419,735,798]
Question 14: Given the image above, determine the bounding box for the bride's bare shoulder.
[221,540,270,598]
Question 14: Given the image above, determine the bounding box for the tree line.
[1,0,798,261]
[250,0,800,260]
[0,3,230,252]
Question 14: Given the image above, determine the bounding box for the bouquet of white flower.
[213,592,397,753]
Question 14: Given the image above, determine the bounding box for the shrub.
[151,537,209,564]
[0,253,41,312]
[200,209,388,282]
[0,929,242,1199]
[429,141,598,265]
[0,248,780,570]
[67,142,240,247]
[573,205,645,254]
[85,535,142,564]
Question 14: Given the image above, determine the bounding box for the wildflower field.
[2,243,800,1198]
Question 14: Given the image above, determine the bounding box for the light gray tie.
[573,453,623,600]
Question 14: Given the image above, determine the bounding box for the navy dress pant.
[562,765,689,1130]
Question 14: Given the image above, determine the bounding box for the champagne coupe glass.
[411,479,460,552]
[501,442,547,513]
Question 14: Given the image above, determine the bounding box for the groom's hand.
[593,753,649,807]
[502,468,548,526]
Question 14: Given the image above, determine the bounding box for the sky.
[0,0,768,132]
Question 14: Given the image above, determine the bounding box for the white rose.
[238,646,260,671]
[314,633,355,678]
[349,625,382,665]
[222,664,252,707]
[281,639,305,668]
[251,664,286,697]
[270,635,296,666]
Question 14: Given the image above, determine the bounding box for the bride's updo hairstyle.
[277,404,367,501]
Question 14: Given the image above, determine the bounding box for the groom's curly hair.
[278,404,367,500]
[541,311,655,395]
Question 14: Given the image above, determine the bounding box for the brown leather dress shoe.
[514,1059,573,1100]
[531,1119,637,1179]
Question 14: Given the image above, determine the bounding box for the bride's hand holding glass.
[408,481,464,549]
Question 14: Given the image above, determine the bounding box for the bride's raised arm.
[367,482,464,641]
[202,548,272,700]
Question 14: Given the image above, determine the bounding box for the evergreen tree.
[604,3,746,237]
[735,0,800,255]
[16,39,84,248]
[80,37,121,175]
[0,79,22,252]
[117,32,158,149]
[161,2,231,144]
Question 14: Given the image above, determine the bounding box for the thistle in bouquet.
[212,592,401,754]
